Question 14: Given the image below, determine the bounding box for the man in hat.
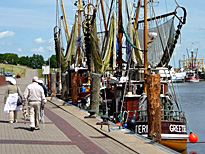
[23,76,47,131]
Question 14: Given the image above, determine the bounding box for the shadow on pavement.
[0,120,9,123]
[14,127,30,131]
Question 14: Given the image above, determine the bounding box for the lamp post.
[12,59,13,72]
[49,50,52,72]
[46,49,52,88]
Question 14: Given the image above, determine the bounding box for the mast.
[191,50,193,71]
[72,0,83,106]
[60,0,70,42]
[191,43,194,71]
[144,0,148,94]
[77,0,82,64]
[100,0,108,36]
[134,0,141,30]
[118,0,122,70]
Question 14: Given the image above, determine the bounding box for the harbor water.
[175,81,205,154]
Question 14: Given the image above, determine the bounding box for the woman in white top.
[4,78,23,124]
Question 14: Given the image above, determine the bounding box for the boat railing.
[123,109,186,122]
[161,109,186,122]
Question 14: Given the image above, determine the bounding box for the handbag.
[16,86,23,106]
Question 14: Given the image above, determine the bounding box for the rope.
[121,26,140,50]
[119,37,134,125]
[174,0,179,6]
[170,47,192,133]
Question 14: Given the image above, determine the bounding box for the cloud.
[34,38,46,44]
[0,31,15,39]
[17,48,23,52]
[47,46,53,51]
[48,38,54,44]
[30,47,45,53]
[1,42,13,46]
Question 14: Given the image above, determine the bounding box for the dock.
[0,70,179,154]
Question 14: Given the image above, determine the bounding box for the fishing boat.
[185,47,200,82]
[52,0,192,153]
[185,70,199,82]
[91,0,188,153]
[104,70,188,153]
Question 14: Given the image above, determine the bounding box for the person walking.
[23,76,47,131]
[4,78,23,124]
[37,80,47,122]
[37,80,47,97]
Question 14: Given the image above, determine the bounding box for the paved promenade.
[0,69,179,154]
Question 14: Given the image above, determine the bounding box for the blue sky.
[0,0,204,68]
[0,0,76,61]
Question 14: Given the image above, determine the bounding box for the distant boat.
[170,68,186,83]
[158,67,186,83]
[185,46,200,82]
[199,71,205,80]
[185,70,199,82]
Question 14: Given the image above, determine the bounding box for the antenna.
[186,48,189,59]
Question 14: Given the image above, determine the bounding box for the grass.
[0,64,27,78]
[38,68,56,78]
[0,64,56,78]
[38,69,43,78]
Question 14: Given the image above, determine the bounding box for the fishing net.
[137,17,175,66]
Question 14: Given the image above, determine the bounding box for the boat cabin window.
[161,84,164,94]
[78,71,88,77]
[136,84,144,95]
[127,84,144,95]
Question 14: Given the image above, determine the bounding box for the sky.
[0,0,205,68]
[0,0,76,61]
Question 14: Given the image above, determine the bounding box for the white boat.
[170,68,186,83]
[157,67,186,83]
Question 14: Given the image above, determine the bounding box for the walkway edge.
[47,97,179,154]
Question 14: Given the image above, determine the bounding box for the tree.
[2,53,19,65]
[18,56,28,66]
[45,55,57,68]
[50,55,57,68]
[29,54,45,69]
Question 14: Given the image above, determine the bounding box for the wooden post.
[147,74,161,142]
[71,72,78,106]
[61,73,68,100]
[68,61,71,94]
[90,73,101,115]
[50,73,56,97]
[47,74,51,92]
